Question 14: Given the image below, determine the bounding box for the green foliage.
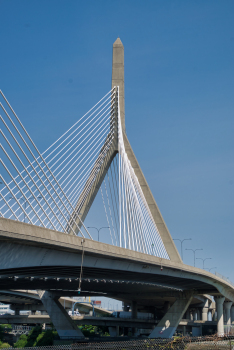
[33,330,55,347]
[0,342,11,349]
[14,334,28,348]
[13,327,58,348]
[25,326,42,347]
[79,325,96,337]
[78,325,109,337]
[0,325,12,342]
[0,325,12,331]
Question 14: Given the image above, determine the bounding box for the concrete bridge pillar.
[231,306,234,324]
[185,309,190,320]
[190,310,193,321]
[224,301,232,330]
[202,307,209,321]
[193,309,197,321]
[131,300,137,336]
[197,308,201,320]
[37,290,84,339]
[15,308,20,315]
[215,296,225,336]
[108,326,119,337]
[149,293,193,338]
[211,309,216,321]
[123,302,130,312]
[131,300,137,319]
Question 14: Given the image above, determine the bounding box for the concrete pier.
[38,291,84,339]
[215,296,225,336]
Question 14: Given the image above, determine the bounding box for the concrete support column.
[224,302,232,325]
[211,309,216,321]
[123,302,129,312]
[202,307,209,321]
[131,300,137,336]
[215,296,225,336]
[231,306,234,324]
[108,326,119,337]
[15,309,20,315]
[149,292,193,338]
[193,309,197,321]
[190,310,193,321]
[37,290,84,339]
[185,309,190,320]
[197,309,201,321]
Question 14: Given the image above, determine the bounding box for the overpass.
[0,290,111,316]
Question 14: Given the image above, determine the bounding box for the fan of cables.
[99,105,169,259]
[0,88,116,238]
[0,87,169,259]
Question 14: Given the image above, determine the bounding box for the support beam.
[37,291,84,339]
[215,296,225,336]
[148,293,193,338]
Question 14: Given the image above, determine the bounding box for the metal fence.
[3,335,234,350]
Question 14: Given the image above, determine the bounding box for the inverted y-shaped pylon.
[0,38,182,262]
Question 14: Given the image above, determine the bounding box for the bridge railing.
[215,272,234,287]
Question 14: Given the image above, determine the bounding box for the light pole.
[151,243,154,255]
[87,226,110,242]
[196,257,212,269]
[173,238,192,261]
[185,248,203,267]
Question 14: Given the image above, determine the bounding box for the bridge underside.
[1,218,233,307]
[0,265,218,307]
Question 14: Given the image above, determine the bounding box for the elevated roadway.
[1,218,233,303]
[1,217,234,338]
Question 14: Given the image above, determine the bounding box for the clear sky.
[1,0,233,290]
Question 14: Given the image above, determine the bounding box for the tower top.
[113,37,123,46]
[112,38,125,132]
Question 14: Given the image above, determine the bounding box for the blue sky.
[1,0,233,290]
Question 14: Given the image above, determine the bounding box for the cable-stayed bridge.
[0,38,234,339]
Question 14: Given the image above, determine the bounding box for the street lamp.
[173,238,192,261]
[196,257,212,269]
[87,226,110,242]
[185,248,203,267]
[151,243,154,255]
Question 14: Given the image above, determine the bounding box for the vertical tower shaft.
[112,38,182,263]
[112,38,125,132]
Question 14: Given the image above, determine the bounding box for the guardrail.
[215,272,234,287]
